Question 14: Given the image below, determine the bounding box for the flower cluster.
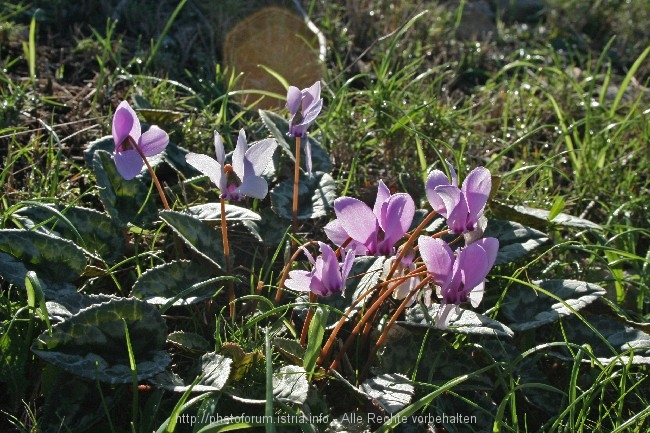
[285,163,499,329]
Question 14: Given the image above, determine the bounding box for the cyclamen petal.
[111,100,169,180]
[186,129,277,201]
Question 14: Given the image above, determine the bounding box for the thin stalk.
[275,239,320,303]
[292,135,301,246]
[221,197,235,318]
[131,139,170,210]
[359,275,432,380]
[385,210,439,282]
[300,292,318,345]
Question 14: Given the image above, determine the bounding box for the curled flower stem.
[359,274,432,381]
[132,140,170,210]
[221,196,235,318]
[292,135,301,248]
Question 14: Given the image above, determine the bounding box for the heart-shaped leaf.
[92,150,159,228]
[16,204,124,262]
[186,203,262,222]
[501,279,607,331]
[0,229,86,287]
[150,352,232,392]
[167,331,211,353]
[359,373,414,414]
[159,210,227,269]
[131,260,227,306]
[401,304,514,338]
[273,365,309,405]
[270,171,337,220]
[484,220,549,265]
[32,298,170,384]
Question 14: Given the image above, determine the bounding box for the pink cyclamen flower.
[112,100,169,180]
[284,242,355,297]
[419,236,499,329]
[186,129,277,201]
[426,163,491,234]
[324,180,415,256]
[286,81,323,175]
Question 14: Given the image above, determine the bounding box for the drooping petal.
[468,281,484,308]
[379,193,415,253]
[112,101,139,150]
[332,197,379,251]
[373,180,391,221]
[446,161,458,187]
[462,167,491,228]
[114,150,144,180]
[185,153,223,190]
[473,237,499,270]
[286,86,302,115]
[244,138,278,176]
[213,131,226,166]
[300,97,323,129]
[457,242,491,292]
[418,236,454,288]
[232,129,248,177]
[237,158,268,199]
[435,303,458,329]
[138,126,169,157]
[340,248,355,283]
[303,139,312,176]
[318,242,343,296]
[301,81,321,114]
[444,193,470,234]
[323,219,368,255]
[432,184,462,222]
[425,169,452,214]
[284,270,313,293]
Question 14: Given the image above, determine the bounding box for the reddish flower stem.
[221,196,235,318]
[132,139,170,210]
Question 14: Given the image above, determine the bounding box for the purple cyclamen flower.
[324,180,415,256]
[286,81,323,175]
[419,236,499,329]
[185,129,277,201]
[426,163,491,234]
[284,242,355,297]
[112,100,169,180]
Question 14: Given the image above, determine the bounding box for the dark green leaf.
[0,229,86,286]
[502,279,607,331]
[186,203,262,222]
[273,365,309,405]
[359,373,414,414]
[484,219,549,265]
[554,314,650,365]
[270,171,337,220]
[401,304,514,338]
[92,150,159,228]
[491,202,602,231]
[131,260,226,306]
[32,298,170,384]
[83,135,114,167]
[272,337,305,365]
[159,210,227,269]
[167,332,211,353]
[150,352,232,392]
[16,205,124,262]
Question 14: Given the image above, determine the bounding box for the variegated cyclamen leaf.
[31,298,170,384]
[149,352,232,392]
[273,365,309,405]
[484,219,549,265]
[16,205,124,262]
[502,279,607,331]
[0,229,86,287]
[159,210,227,269]
[186,203,262,222]
[131,259,227,306]
[92,150,159,228]
[401,304,514,338]
[270,171,337,220]
[359,373,414,414]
